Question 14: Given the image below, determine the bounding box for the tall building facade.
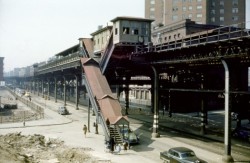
[0,57,4,81]
[145,0,246,29]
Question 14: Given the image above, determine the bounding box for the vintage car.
[120,127,139,145]
[58,106,69,115]
[160,147,207,163]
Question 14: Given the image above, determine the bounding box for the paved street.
[0,89,250,163]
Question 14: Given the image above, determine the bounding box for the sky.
[0,0,144,72]
[0,0,249,72]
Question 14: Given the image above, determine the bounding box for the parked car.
[58,106,69,115]
[160,147,207,163]
[120,127,139,145]
[232,126,250,142]
[24,92,31,97]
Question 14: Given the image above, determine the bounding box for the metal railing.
[99,32,114,74]
[35,52,82,75]
[153,22,250,52]
[82,75,110,141]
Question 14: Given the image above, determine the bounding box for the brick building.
[145,0,246,29]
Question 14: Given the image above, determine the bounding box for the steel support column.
[200,75,206,135]
[75,75,79,110]
[47,79,50,100]
[42,80,44,98]
[221,59,234,162]
[63,77,66,106]
[37,81,39,96]
[151,66,160,138]
[54,78,57,103]
[125,75,130,115]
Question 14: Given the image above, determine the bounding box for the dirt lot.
[0,132,98,163]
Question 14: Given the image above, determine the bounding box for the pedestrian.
[83,124,87,137]
[123,141,128,151]
[109,137,115,153]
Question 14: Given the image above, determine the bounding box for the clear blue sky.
[0,0,249,72]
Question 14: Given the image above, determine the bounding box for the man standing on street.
[83,124,87,137]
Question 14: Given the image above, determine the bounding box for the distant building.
[0,57,4,81]
[91,25,113,57]
[151,19,219,44]
[145,0,246,29]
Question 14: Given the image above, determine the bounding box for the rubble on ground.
[0,132,98,163]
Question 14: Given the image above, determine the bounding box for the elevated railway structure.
[5,18,250,162]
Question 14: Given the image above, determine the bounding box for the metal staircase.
[109,126,123,144]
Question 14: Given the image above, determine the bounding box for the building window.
[220,9,224,14]
[197,14,202,18]
[232,8,238,13]
[150,15,155,19]
[197,5,202,10]
[232,0,238,6]
[232,24,238,28]
[150,0,155,5]
[232,16,238,21]
[220,17,224,22]
[188,13,192,18]
[211,9,215,14]
[211,1,215,7]
[183,6,187,11]
[220,1,224,6]
[123,27,129,34]
[182,14,188,19]
[150,7,155,11]
[173,0,178,5]
[173,7,178,12]
[172,15,178,21]
[132,28,139,35]
[189,6,192,10]
[211,17,215,22]
[197,0,202,2]
[115,28,118,35]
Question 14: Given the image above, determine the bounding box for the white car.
[24,92,31,97]
[58,106,69,115]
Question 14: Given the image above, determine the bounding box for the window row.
[211,0,238,7]
[173,13,203,20]
[182,5,202,11]
[114,27,148,36]
[210,8,239,14]
[210,16,239,22]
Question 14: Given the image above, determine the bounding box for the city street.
[0,89,250,163]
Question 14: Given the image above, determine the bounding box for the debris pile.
[0,132,97,163]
